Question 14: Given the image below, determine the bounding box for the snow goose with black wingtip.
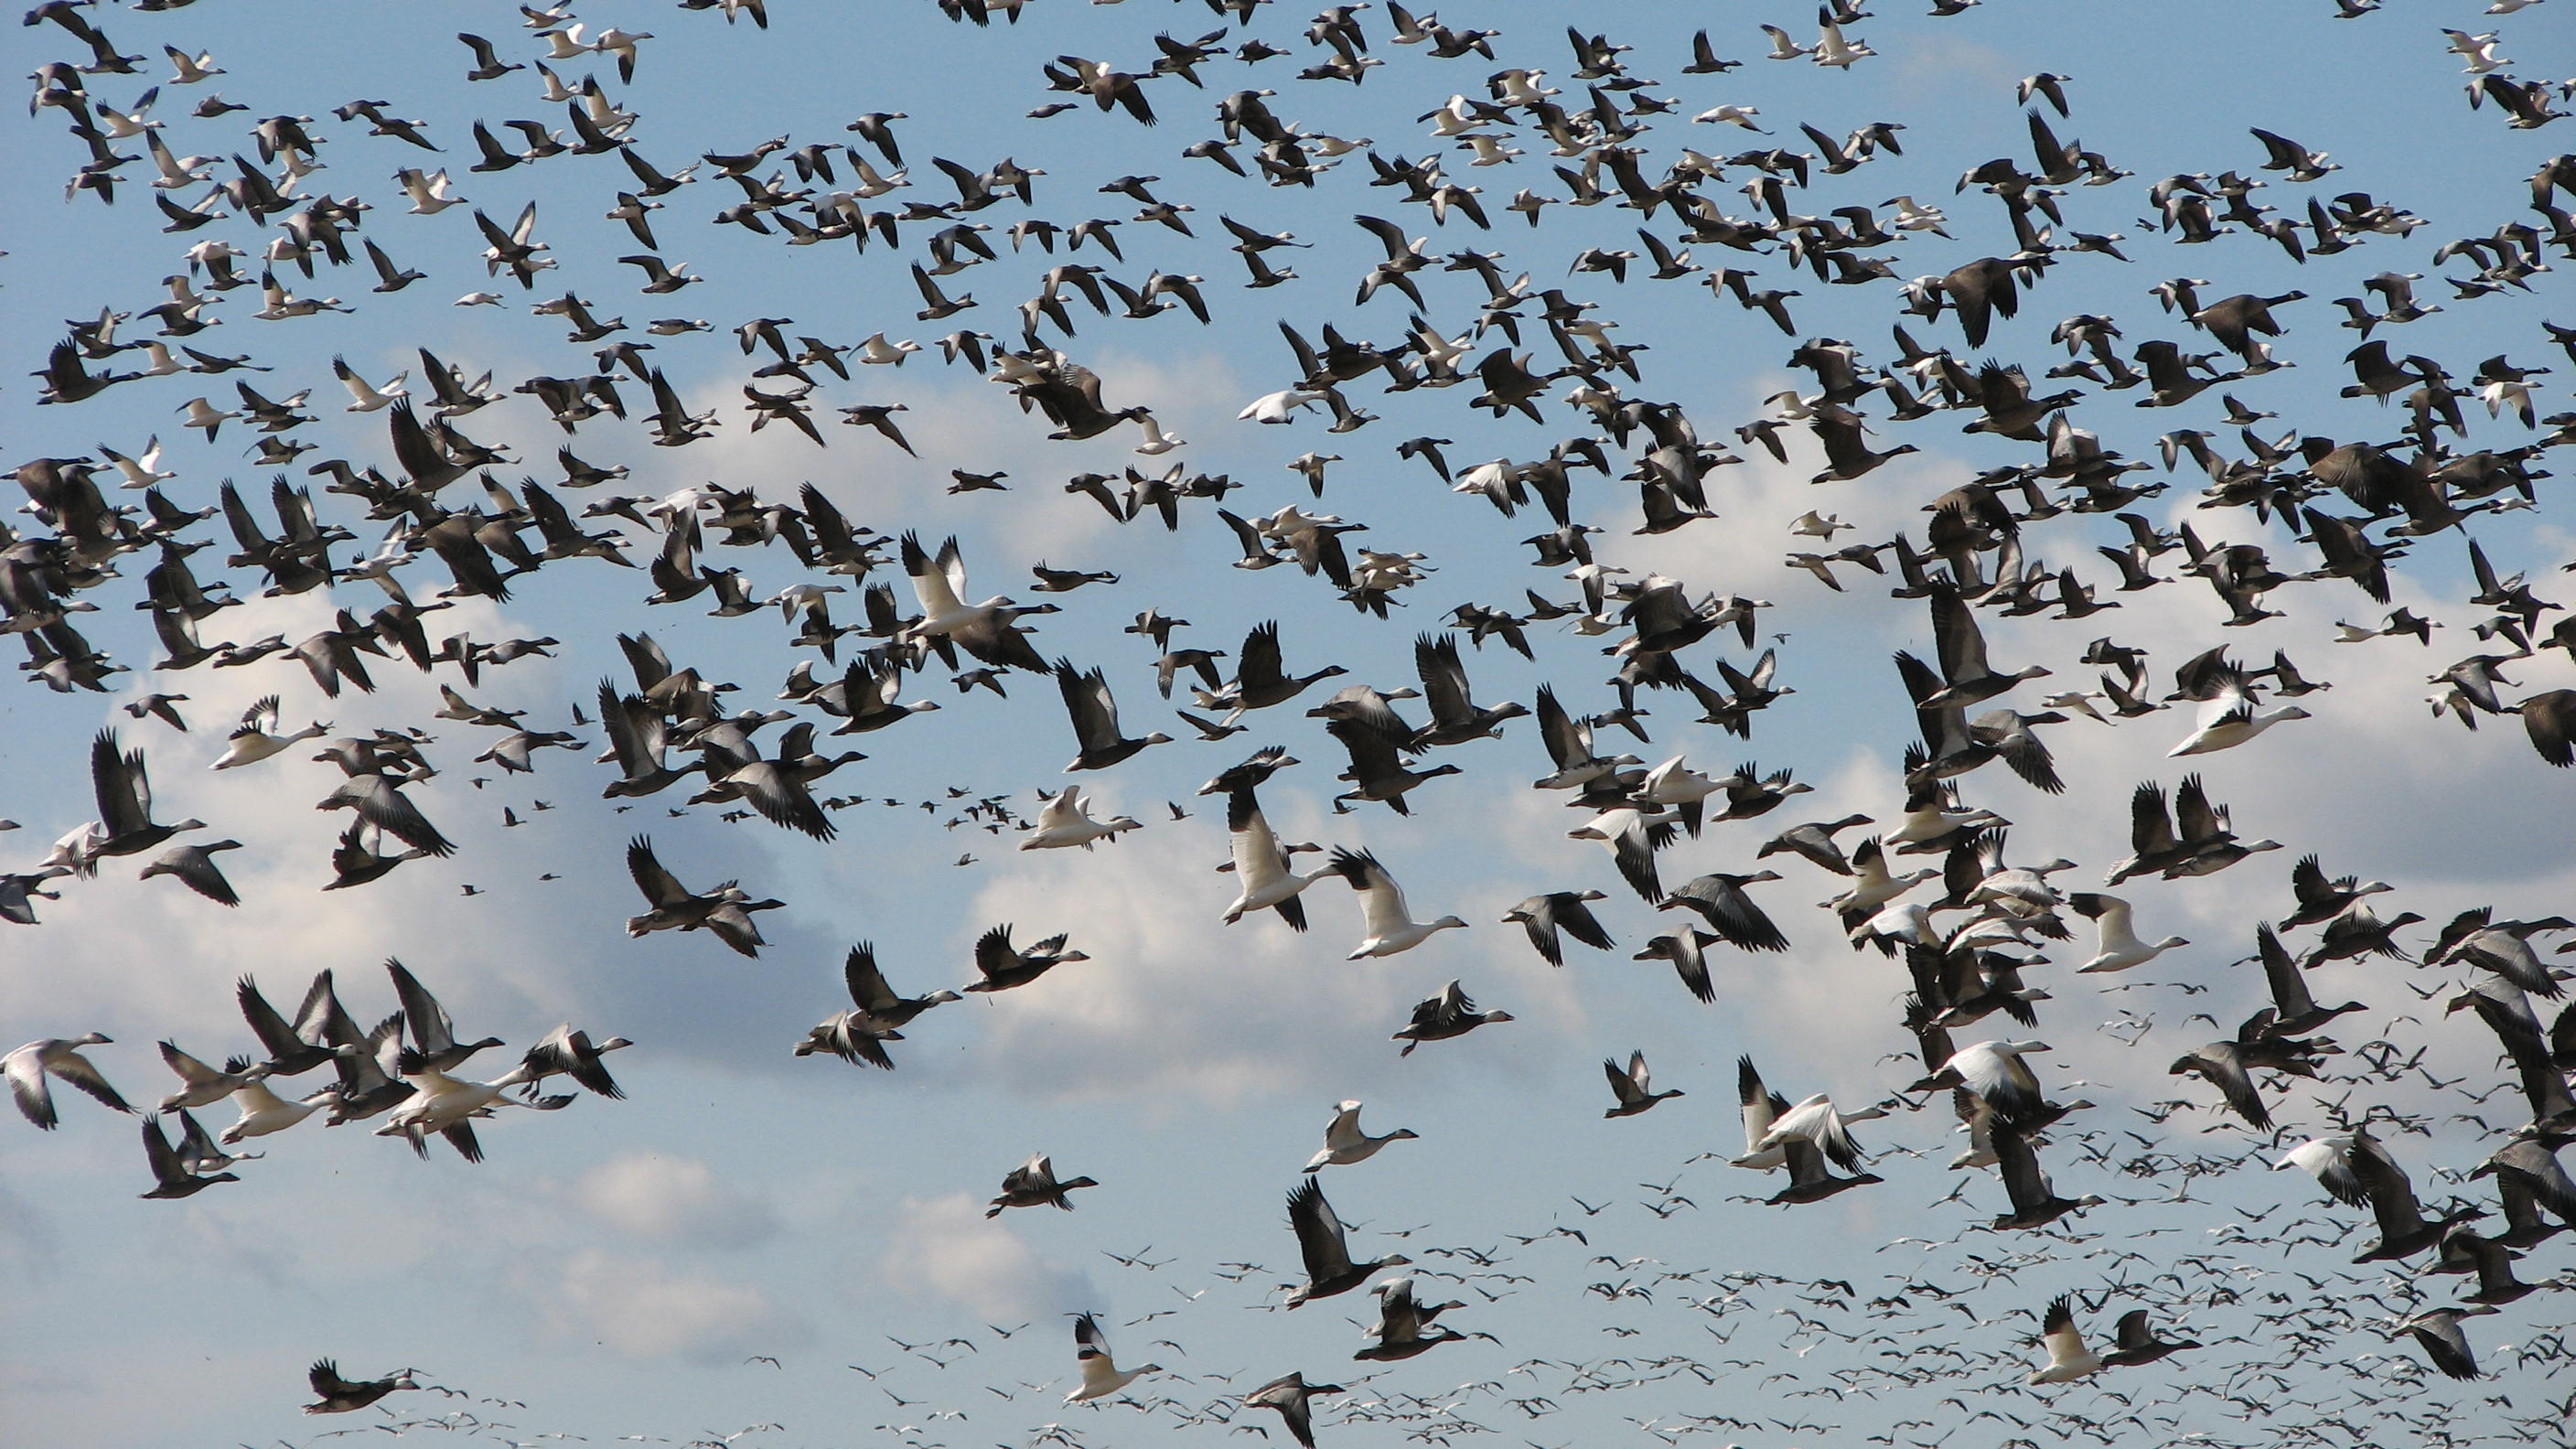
[209,695,329,768]
[2068,892,2188,972]
[1056,1309,1159,1402]
[1729,1057,1793,1169]
[1931,1039,2054,1122]
[2027,1295,2103,1384]
[902,533,1050,673]
[1823,837,1938,929]
[2168,678,2310,757]
[218,1076,338,1144]
[1754,1092,1884,1170]
[1019,787,1140,851]
[1222,788,1330,928]
[375,1050,572,1161]
[1327,848,1465,959]
[1304,1100,1417,1171]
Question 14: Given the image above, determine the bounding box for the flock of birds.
[9,0,2576,1444]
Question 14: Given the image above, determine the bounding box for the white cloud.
[544,1247,803,1361]
[875,1192,1095,1323]
[574,1152,780,1249]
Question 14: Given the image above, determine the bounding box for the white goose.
[1822,838,1938,924]
[1938,1040,2054,1121]
[899,533,1046,670]
[1753,1092,1885,1172]
[1637,756,1726,832]
[1729,1057,1792,1170]
[331,356,409,412]
[219,1078,337,1144]
[1065,1313,1160,1403]
[375,1052,569,1159]
[2069,893,2189,972]
[1017,789,1140,852]
[1221,789,1331,927]
[1304,1100,1418,1171]
[857,332,920,366]
[1132,413,1186,456]
[1325,848,1465,959]
[210,696,330,769]
[2028,1295,2104,1384]
[2168,685,2311,757]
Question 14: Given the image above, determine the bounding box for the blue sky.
[5,2,2574,1445]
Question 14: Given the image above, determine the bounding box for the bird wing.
[91,730,148,835]
[2171,777,2227,848]
[1534,684,1586,768]
[142,1113,188,1184]
[1737,1057,1776,1151]
[1055,662,1119,752]
[2350,1129,2428,1242]
[1321,1100,1367,1152]
[1414,633,1471,724]
[2254,924,2316,1020]
[844,942,897,1013]
[1556,894,1615,952]
[1993,1121,2054,1212]
[1674,876,1787,951]
[627,836,689,907]
[1227,789,1286,889]
[2042,1295,2088,1368]
[1333,849,1411,940]
[902,531,967,616]
[1927,588,1992,683]
[385,958,456,1057]
[6,1048,59,1128]
[973,925,1020,982]
[1239,620,1286,692]
[2128,780,2176,856]
[1289,1177,1355,1281]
